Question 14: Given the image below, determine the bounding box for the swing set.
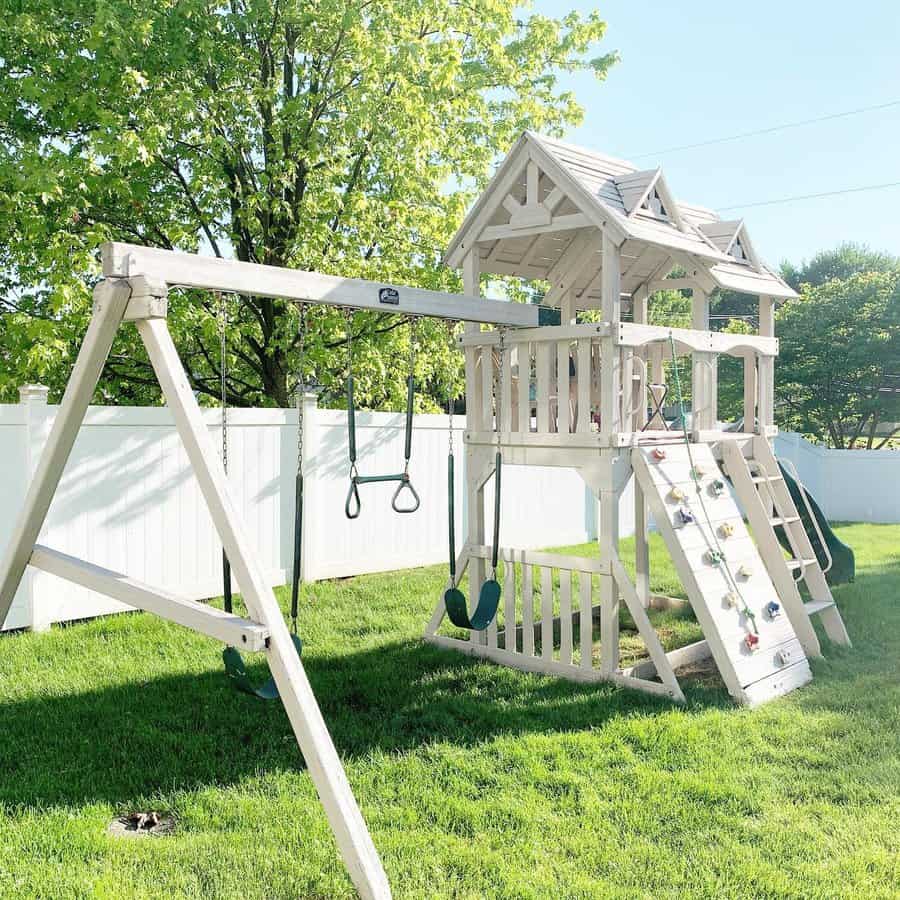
[214,288,506,700]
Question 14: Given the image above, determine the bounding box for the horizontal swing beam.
[102,242,560,327]
[29,545,270,651]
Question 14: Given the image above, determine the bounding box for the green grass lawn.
[0,523,898,899]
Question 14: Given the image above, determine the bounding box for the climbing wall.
[632,443,812,707]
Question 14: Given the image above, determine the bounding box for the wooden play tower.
[424,132,850,707]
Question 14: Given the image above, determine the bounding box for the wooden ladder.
[721,435,851,651]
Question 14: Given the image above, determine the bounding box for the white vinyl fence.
[773,431,900,523]
[3,385,893,633]
[1,386,605,631]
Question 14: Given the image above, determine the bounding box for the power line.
[717,180,900,212]
[628,99,900,159]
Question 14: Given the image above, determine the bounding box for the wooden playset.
[0,132,851,899]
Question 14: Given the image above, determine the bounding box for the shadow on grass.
[1,556,895,812]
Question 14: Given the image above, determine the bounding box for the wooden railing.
[460,322,777,446]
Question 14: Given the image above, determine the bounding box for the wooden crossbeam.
[30,545,270,651]
[102,242,557,328]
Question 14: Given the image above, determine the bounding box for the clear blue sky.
[531,0,900,267]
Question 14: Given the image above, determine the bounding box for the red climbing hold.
[745,633,760,651]
[652,448,667,461]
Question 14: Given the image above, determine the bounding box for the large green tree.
[776,272,900,449]
[0,0,615,409]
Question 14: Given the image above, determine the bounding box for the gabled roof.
[444,131,798,302]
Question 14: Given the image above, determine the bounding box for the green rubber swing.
[444,450,503,630]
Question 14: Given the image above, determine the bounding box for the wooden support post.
[599,485,620,675]
[600,233,621,436]
[758,294,776,431]
[462,251,487,646]
[743,352,757,431]
[631,290,650,607]
[136,316,390,900]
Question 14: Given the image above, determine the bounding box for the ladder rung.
[786,558,817,571]
[751,473,784,484]
[804,599,835,615]
[770,515,801,526]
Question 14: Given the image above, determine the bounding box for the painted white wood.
[135,317,390,900]
[458,323,608,348]
[558,571,573,666]
[535,342,551,433]
[599,489,619,677]
[600,234,621,434]
[557,340,571,434]
[633,443,814,707]
[521,563,534,657]
[576,339,592,433]
[0,281,132,624]
[517,342,532,434]
[540,566,554,661]
[503,556,516,651]
[426,633,679,698]
[579,571,593,669]
[478,213,592,243]
[721,441,822,657]
[610,554,685,702]
[466,545,610,575]
[29,545,270,650]
[615,322,777,357]
[102,242,539,328]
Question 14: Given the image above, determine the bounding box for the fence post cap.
[18,384,50,404]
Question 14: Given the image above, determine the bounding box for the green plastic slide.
[775,461,855,585]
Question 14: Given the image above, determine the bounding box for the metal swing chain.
[490,328,506,581]
[292,303,307,635]
[495,328,506,451]
[404,315,417,478]
[296,303,306,479]
[345,308,358,483]
[217,292,228,474]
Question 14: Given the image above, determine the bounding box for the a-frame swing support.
[0,244,555,900]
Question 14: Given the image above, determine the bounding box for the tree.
[781,242,900,291]
[776,272,900,449]
[0,0,616,410]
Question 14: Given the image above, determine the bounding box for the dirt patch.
[107,811,176,838]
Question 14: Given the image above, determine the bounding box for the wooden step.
[770,515,801,527]
[804,599,836,615]
[751,473,784,484]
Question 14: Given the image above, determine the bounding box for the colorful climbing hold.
[745,633,760,651]
[669,487,685,502]
[705,549,725,566]
[719,522,735,539]
[723,591,738,608]
[691,465,705,480]
[652,448,667,461]
[710,478,726,497]
[676,506,695,525]
[766,600,781,619]
[737,565,752,579]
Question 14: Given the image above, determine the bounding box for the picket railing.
[461,322,778,446]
